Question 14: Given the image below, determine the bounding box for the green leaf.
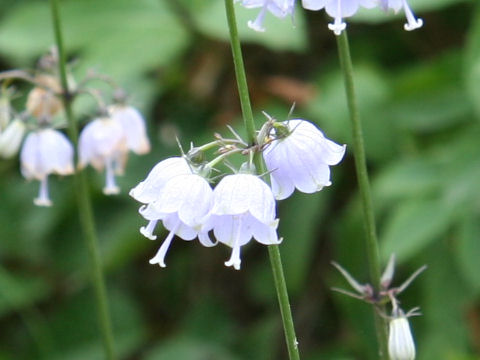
[380,198,458,261]
[192,1,307,52]
[465,3,480,118]
[454,216,480,294]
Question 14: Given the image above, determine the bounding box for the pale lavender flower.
[378,0,423,31]
[0,119,26,159]
[130,157,193,240]
[108,104,151,155]
[78,117,127,195]
[202,173,280,270]
[20,128,74,206]
[302,0,376,35]
[139,173,216,267]
[388,309,416,360]
[237,0,296,32]
[262,119,345,200]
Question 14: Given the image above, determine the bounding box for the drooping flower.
[78,116,127,195]
[0,119,26,159]
[202,172,280,270]
[388,308,416,360]
[302,0,376,35]
[378,0,423,31]
[139,173,216,267]
[237,0,296,32]
[130,157,193,239]
[20,128,74,206]
[108,104,150,155]
[262,119,345,200]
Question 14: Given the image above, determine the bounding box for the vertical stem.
[223,1,300,359]
[335,31,388,359]
[49,1,116,359]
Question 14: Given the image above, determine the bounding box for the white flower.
[78,117,127,195]
[108,104,150,155]
[0,119,26,159]
[388,313,416,360]
[20,128,74,206]
[139,173,216,267]
[302,0,376,35]
[378,0,423,31]
[130,157,193,240]
[203,173,280,270]
[262,119,345,200]
[237,0,296,32]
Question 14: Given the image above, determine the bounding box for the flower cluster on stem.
[131,114,345,270]
[0,48,151,205]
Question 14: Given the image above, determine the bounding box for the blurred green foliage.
[0,0,479,359]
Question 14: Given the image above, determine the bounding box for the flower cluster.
[237,0,423,34]
[332,255,426,360]
[131,115,345,270]
[0,49,150,206]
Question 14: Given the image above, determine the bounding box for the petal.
[163,213,197,240]
[302,0,328,10]
[129,157,191,203]
[325,0,360,18]
[109,105,150,154]
[263,140,296,200]
[212,215,252,247]
[246,215,280,245]
[38,129,74,176]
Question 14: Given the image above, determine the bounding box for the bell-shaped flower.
[78,117,127,195]
[0,119,26,159]
[262,119,345,200]
[378,0,423,31]
[202,173,280,270]
[139,173,216,267]
[302,0,376,35]
[108,104,150,155]
[388,310,416,360]
[237,0,296,32]
[131,157,193,239]
[20,128,74,206]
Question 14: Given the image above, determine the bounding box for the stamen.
[225,217,243,270]
[103,157,120,195]
[149,220,180,267]
[402,0,423,31]
[140,220,158,240]
[248,6,267,32]
[34,176,52,207]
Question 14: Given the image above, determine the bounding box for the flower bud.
[26,75,63,120]
[388,313,416,360]
[0,119,26,158]
[0,96,11,131]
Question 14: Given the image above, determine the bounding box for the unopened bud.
[388,311,416,360]
[0,119,26,158]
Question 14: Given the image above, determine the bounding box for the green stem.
[49,1,116,359]
[223,1,300,359]
[335,31,388,359]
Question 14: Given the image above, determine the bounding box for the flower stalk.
[49,0,116,359]
[335,30,388,359]
[223,0,300,359]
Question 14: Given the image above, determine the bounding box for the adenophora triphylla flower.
[237,0,296,32]
[20,128,74,206]
[388,307,417,360]
[140,173,216,267]
[262,119,345,200]
[302,0,376,35]
[130,157,193,239]
[0,119,26,159]
[108,104,150,155]
[378,0,423,31]
[202,172,280,270]
[78,116,127,195]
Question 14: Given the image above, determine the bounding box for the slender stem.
[49,1,116,359]
[223,1,300,359]
[335,31,388,359]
